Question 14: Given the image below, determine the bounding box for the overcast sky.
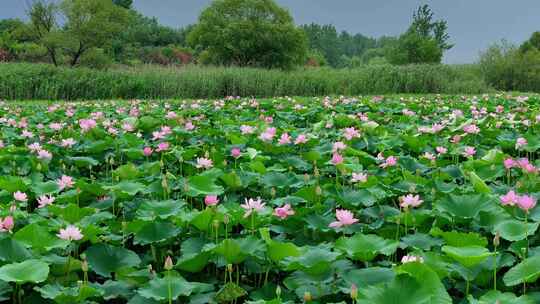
[2,0,538,63]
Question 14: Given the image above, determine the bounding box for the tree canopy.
[188,0,308,69]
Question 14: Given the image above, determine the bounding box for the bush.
[79,48,113,69]
[479,41,540,92]
[0,62,491,100]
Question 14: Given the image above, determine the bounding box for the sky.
[1,0,538,64]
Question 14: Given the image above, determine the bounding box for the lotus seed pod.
[223,214,230,225]
[227,264,233,273]
[303,291,312,302]
[315,185,322,196]
[81,260,89,272]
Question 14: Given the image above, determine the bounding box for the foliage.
[479,40,540,92]
[0,94,537,303]
[188,0,308,69]
[301,23,377,67]
[0,63,491,100]
[59,0,129,66]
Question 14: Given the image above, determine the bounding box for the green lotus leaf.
[0,259,49,283]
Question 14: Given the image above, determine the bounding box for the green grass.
[0,63,492,100]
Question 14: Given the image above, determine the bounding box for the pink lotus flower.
[463,146,476,158]
[49,122,63,131]
[185,121,196,131]
[61,138,76,148]
[423,152,436,161]
[79,119,97,132]
[143,147,153,156]
[21,130,34,138]
[231,148,241,158]
[156,142,169,152]
[259,127,276,142]
[241,198,266,218]
[331,152,343,165]
[329,209,358,228]
[450,135,461,144]
[37,149,52,161]
[13,191,27,202]
[196,157,213,169]
[57,175,74,191]
[28,142,42,151]
[294,134,308,145]
[240,125,255,135]
[274,204,295,219]
[343,127,360,140]
[204,195,219,206]
[400,194,423,209]
[278,133,291,145]
[57,225,83,241]
[500,190,518,206]
[37,195,55,208]
[166,111,177,119]
[517,195,537,213]
[504,158,515,169]
[516,137,528,149]
[122,123,134,132]
[380,156,397,168]
[436,146,447,155]
[401,255,424,264]
[333,141,347,152]
[0,216,14,232]
[351,172,367,183]
[463,124,480,134]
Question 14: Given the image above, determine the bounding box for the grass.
[0,62,492,100]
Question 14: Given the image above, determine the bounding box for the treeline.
[0,0,452,69]
[0,0,539,93]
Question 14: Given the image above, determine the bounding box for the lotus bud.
[304,173,310,183]
[227,264,233,273]
[212,219,220,230]
[164,256,173,271]
[9,204,16,213]
[303,291,312,302]
[81,259,89,272]
[36,163,42,171]
[315,185,322,196]
[493,231,500,247]
[204,151,209,158]
[161,175,168,190]
[223,214,230,225]
[271,187,276,198]
[314,167,319,177]
[275,285,281,298]
[350,283,358,300]
[223,159,228,166]
[183,181,189,192]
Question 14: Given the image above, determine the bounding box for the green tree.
[410,4,453,51]
[27,0,61,65]
[188,0,307,69]
[60,0,129,66]
[519,31,540,53]
[387,5,450,65]
[386,31,442,65]
[112,0,133,9]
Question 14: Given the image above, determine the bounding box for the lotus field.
[1,95,540,304]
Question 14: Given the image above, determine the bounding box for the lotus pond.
[0,95,539,303]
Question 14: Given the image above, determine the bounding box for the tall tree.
[60,0,129,66]
[188,0,307,69]
[113,0,132,9]
[27,0,61,65]
[410,4,453,51]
